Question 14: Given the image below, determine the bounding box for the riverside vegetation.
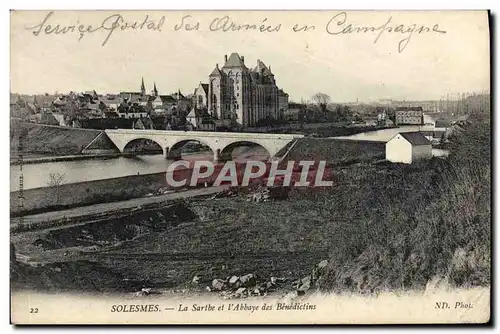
[315,110,491,293]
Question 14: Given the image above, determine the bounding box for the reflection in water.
[335,126,435,142]
[338,126,450,159]
[10,146,270,191]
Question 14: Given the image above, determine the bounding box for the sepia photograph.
[9,9,491,324]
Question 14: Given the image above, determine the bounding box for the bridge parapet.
[104,129,304,160]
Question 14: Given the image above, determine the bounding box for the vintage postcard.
[10,10,491,324]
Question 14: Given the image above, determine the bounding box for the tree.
[47,172,66,204]
[312,93,331,113]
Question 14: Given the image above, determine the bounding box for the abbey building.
[201,53,289,127]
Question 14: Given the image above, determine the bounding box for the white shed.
[386,132,432,164]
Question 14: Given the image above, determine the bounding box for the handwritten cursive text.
[325,12,447,52]
[25,11,166,46]
[209,16,281,33]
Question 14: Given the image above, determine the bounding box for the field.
[10,160,451,294]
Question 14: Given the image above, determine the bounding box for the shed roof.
[393,132,431,146]
[435,119,453,128]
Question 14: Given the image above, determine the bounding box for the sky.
[10,10,490,102]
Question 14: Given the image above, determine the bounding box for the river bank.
[10,186,229,232]
[10,148,216,166]
[10,172,169,216]
[10,152,131,165]
[11,120,108,156]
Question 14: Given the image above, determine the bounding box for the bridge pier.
[104,130,304,163]
[167,148,182,160]
[213,149,221,163]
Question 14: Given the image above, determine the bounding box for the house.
[385,132,432,164]
[172,90,185,101]
[394,107,423,125]
[151,95,164,113]
[82,101,104,118]
[278,89,289,119]
[186,108,198,128]
[117,101,149,119]
[422,113,435,127]
[382,118,395,127]
[27,112,59,126]
[34,94,58,112]
[99,95,120,112]
[153,95,177,114]
[53,96,68,107]
[52,112,68,126]
[377,110,395,127]
[186,107,216,131]
[83,90,99,100]
[119,91,143,102]
[434,119,453,131]
[284,102,304,122]
[420,131,435,142]
[193,83,209,109]
[133,117,155,130]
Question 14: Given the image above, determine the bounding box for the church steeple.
[152,82,158,97]
[141,77,146,95]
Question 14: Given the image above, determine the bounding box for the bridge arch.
[166,139,215,160]
[123,138,164,155]
[219,141,272,162]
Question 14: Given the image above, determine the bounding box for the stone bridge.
[104,129,303,161]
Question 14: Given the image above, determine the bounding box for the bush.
[319,110,491,293]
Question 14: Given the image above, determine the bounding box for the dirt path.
[11,185,229,230]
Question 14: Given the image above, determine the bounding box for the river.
[11,127,449,192]
[332,125,438,142]
[334,125,450,158]
[10,147,269,192]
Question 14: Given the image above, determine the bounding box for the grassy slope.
[11,113,490,294]
[285,138,385,165]
[10,120,107,156]
[318,111,491,292]
[88,162,439,289]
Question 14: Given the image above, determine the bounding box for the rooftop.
[397,132,431,146]
[395,107,424,112]
[222,53,247,69]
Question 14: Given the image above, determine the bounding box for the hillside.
[285,138,385,165]
[316,111,491,292]
[10,120,117,157]
[10,112,490,295]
